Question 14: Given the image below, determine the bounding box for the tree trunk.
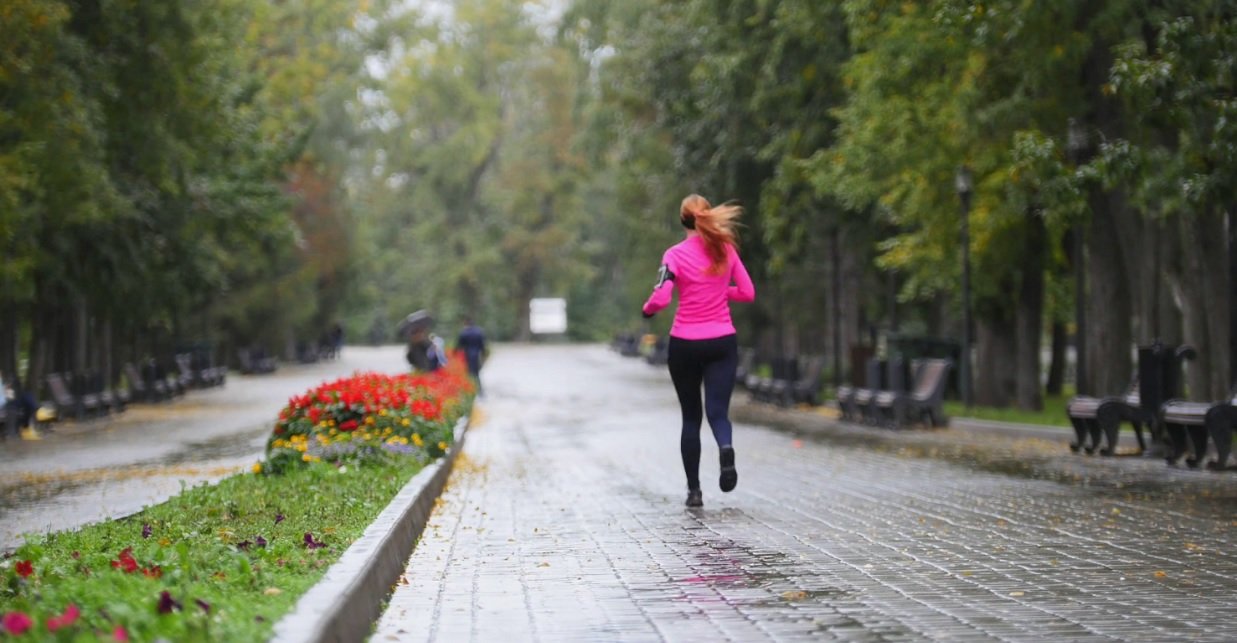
[1084,189,1133,396]
[1015,211,1046,411]
[1172,213,1212,399]
[1046,322,1067,395]
[975,317,1017,407]
[1200,209,1229,399]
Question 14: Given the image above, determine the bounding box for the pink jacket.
[642,236,755,340]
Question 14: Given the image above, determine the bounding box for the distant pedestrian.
[330,323,344,358]
[642,194,755,508]
[1,374,40,440]
[456,317,487,393]
[406,327,445,373]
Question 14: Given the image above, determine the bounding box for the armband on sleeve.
[656,264,676,288]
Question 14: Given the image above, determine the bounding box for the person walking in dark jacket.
[456,317,487,393]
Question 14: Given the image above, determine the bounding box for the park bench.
[237,347,277,374]
[1160,385,1237,470]
[837,357,883,422]
[45,372,106,420]
[82,371,127,414]
[735,348,756,389]
[747,356,797,405]
[124,362,170,403]
[195,351,228,387]
[763,355,824,407]
[873,358,952,428]
[1066,376,1137,455]
[178,352,225,388]
[791,355,826,406]
[857,357,911,424]
[645,336,669,366]
[613,333,640,357]
[1065,342,1194,457]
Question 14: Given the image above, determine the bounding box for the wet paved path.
[0,346,407,548]
[376,344,1237,642]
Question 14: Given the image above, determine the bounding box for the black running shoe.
[686,488,703,507]
[719,446,737,492]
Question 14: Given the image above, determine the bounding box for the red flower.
[141,565,163,579]
[46,604,80,632]
[113,626,130,641]
[111,547,138,573]
[14,560,33,578]
[338,419,358,432]
[1,612,33,635]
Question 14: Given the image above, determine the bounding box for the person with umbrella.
[401,310,446,373]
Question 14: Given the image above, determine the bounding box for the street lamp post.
[1068,118,1088,396]
[955,165,974,408]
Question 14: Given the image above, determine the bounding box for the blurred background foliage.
[1,0,1234,410]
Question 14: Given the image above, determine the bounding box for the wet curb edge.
[270,413,469,643]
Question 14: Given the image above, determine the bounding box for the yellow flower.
[412,434,424,447]
[401,418,411,427]
[365,416,375,425]
[438,441,447,451]
[302,453,313,462]
[252,462,263,474]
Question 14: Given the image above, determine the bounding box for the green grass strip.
[1,458,426,641]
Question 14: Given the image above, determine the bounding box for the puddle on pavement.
[623,507,890,637]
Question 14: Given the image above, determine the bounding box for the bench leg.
[1205,415,1233,471]
[1185,425,1209,469]
[1164,423,1190,464]
[1069,418,1088,453]
[1085,419,1102,455]
[1098,411,1123,457]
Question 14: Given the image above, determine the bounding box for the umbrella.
[397,310,434,338]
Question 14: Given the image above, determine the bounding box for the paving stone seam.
[742,410,1237,588]
[735,486,990,640]
[785,467,1234,593]
[741,482,1210,639]
[589,463,751,642]
[270,414,469,643]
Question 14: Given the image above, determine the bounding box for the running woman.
[642,194,755,507]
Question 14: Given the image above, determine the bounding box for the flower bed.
[264,361,474,473]
[0,359,474,640]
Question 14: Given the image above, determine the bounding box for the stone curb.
[270,413,469,643]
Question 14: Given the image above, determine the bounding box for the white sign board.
[529,298,568,334]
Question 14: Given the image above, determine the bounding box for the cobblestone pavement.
[376,344,1237,642]
[0,346,407,548]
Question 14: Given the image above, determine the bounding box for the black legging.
[667,334,738,490]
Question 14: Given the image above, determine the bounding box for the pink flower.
[46,604,80,632]
[1,612,33,635]
[113,625,130,641]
